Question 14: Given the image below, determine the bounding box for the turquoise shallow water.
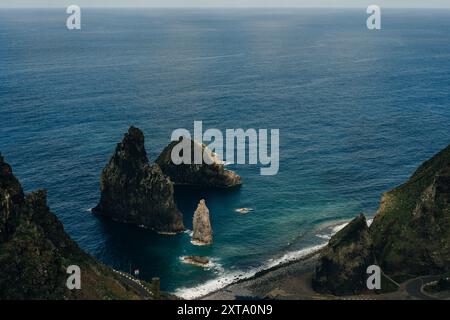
[1,8,450,296]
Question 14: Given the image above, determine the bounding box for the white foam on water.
[179,257,224,273]
[263,244,326,270]
[174,243,326,300]
[332,222,349,233]
[176,217,375,299]
[315,221,349,240]
[184,229,194,237]
[315,217,374,240]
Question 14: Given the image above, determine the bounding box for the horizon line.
[1,5,450,9]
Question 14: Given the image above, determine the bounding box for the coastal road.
[405,276,442,300]
[113,270,154,300]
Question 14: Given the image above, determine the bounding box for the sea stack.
[93,127,184,233]
[192,199,213,245]
[156,138,242,189]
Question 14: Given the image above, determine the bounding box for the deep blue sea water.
[1,8,450,297]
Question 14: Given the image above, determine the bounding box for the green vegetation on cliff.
[314,144,450,294]
[313,214,375,295]
[371,144,450,279]
[0,154,147,300]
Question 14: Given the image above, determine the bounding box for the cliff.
[156,138,242,189]
[313,144,450,294]
[93,127,184,233]
[370,144,450,279]
[0,154,147,300]
[312,214,374,295]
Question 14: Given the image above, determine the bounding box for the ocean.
[1,8,449,298]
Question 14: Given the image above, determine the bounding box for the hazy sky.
[0,0,449,8]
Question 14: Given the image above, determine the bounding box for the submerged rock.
[93,127,184,233]
[192,199,213,245]
[235,207,254,215]
[312,214,374,295]
[182,256,210,266]
[156,138,242,189]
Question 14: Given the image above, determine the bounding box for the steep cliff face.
[370,144,450,278]
[156,138,242,189]
[0,154,23,243]
[313,144,450,294]
[0,154,145,300]
[192,199,213,245]
[93,127,184,233]
[312,214,374,295]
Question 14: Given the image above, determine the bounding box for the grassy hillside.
[371,145,450,280]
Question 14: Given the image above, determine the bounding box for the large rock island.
[93,127,184,233]
[313,144,450,294]
[156,138,242,189]
[0,154,148,299]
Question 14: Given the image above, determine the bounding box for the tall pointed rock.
[192,199,213,245]
[93,127,184,233]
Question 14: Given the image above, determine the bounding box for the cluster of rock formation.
[313,144,450,295]
[93,128,240,235]
[0,154,146,300]
[0,125,225,299]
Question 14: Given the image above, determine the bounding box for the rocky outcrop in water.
[0,154,146,300]
[182,256,210,266]
[312,214,374,295]
[93,127,184,233]
[192,199,213,245]
[313,144,450,295]
[156,138,242,189]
